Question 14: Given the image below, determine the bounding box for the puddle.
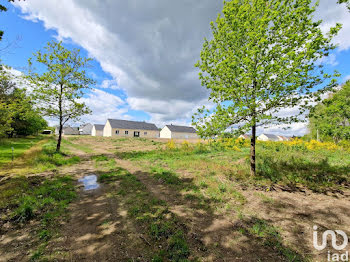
[78,175,100,191]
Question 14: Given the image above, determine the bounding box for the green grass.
[256,146,350,192]
[62,138,93,153]
[0,136,44,165]
[98,168,192,261]
[32,139,81,172]
[116,141,350,192]
[0,175,77,260]
[238,217,308,262]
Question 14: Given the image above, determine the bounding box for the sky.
[0,0,349,136]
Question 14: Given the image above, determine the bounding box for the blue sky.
[0,2,151,124]
[1,1,350,135]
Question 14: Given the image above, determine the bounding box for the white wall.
[103,121,112,137]
[160,126,172,138]
[257,134,268,141]
[92,126,103,136]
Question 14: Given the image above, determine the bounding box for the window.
[144,132,147,135]
[125,131,128,135]
[115,130,119,134]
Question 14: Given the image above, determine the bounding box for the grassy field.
[0,136,44,165]
[0,136,349,261]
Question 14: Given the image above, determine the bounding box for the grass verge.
[0,136,44,165]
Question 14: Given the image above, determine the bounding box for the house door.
[134,131,140,137]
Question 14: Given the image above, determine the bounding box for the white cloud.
[76,88,128,125]
[100,79,119,90]
[316,0,350,51]
[257,122,308,137]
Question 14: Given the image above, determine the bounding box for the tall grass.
[117,138,350,192]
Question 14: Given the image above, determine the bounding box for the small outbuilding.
[92,124,104,137]
[103,119,159,138]
[79,123,93,135]
[257,133,280,142]
[160,124,198,139]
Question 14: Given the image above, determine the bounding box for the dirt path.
[45,160,152,261]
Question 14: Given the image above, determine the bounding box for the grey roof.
[94,124,105,131]
[261,133,280,141]
[166,124,197,133]
[107,119,158,131]
[80,123,93,135]
[64,126,80,135]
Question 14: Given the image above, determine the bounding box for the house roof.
[80,123,92,128]
[63,126,80,135]
[165,124,197,133]
[107,119,158,131]
[239,134,250,139]
[261,133,279,140]
[94,124,105,131]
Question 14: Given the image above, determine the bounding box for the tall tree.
[28,41,95,152]
[0,66,18,136]
[338,0,350,11]
[193,0,340,176]
[309,81,350,142]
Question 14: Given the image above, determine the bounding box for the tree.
[193,0,340,176]
[338,0,350,11]
[0,66,47,137]
[0,66,18,136]
[309,81,350,142]
[28,41,95,152]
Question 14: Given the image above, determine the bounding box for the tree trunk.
[56,83,63,153]
[250,123,256,176]
[56,123,63,152]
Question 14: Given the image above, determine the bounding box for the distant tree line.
[0,67,47,138]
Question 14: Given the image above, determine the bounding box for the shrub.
[166,139,176,150]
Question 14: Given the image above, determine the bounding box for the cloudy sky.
[1,0,350,136]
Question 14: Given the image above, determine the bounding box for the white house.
[238,134,250,140]
[160,124,198,139]
[79,123,93,135]
[257,133,280,141]
[55,126,80,136]
[92,124,104,136]
[103,119,159,138]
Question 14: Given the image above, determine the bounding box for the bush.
[166,139,176,150]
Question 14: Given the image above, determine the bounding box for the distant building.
[92,124,104,137]
[55,126,80,136]
[79,123,93,135]
[277,135,290,141]
[41,130,52,135]
[257,133,280,142]
[238,134,250,140]
[160,124,198,139]
[103,119,159,138]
